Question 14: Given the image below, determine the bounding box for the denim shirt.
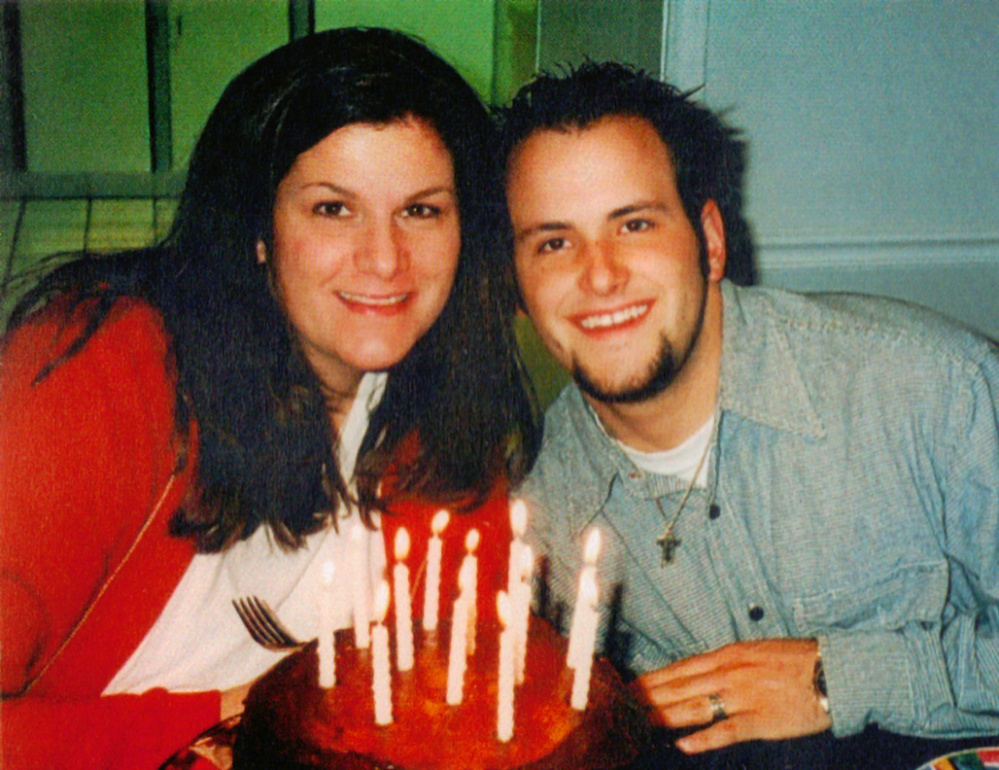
[520,280,999,739]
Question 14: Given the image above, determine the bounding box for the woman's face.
[261,117,460,395]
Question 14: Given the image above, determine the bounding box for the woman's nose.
[355,220,407,279]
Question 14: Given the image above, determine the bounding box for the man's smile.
[573,301,651,331]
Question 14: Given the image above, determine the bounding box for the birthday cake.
[232,615,649,770]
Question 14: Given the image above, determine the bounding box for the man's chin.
[573,367,674,405]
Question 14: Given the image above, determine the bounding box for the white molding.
[756,237,999,271]
[662,0,711,90]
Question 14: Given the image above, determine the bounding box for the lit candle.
[372,580,392,725]
[350,522,371,649]
[446,565,472,705]
[570,569,599,710]
[496,591,515,742]
[393,528,414,671]
[567,528,602,670]
[507,499,528,598]
[318,559,336,688]
[461,529,480,654]
[513,545,533,685]
[423,510,450,632]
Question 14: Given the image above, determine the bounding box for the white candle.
[567,528,602,669]
[570,569,599,710]
[566,566,591,670]
[393,528,414,671]
[570,641,595,711]
[423,510,450,632]
[507,499,528,598]
[318,559,336,688]
[446,596,469,704]
[461,529,480,654]
[350,522,371,649]
[372,580,393,725]
[496,591,515,742]
[513,545,533,685]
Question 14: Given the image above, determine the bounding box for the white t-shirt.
[104,372,388,694]
[616,414,715,487]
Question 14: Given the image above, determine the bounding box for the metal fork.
[232,596,305,651]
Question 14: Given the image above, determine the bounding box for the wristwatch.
[813,650,830,714]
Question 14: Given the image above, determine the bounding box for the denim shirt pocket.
[791,560,949,634]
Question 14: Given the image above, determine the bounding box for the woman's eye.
[403,203,442,219]
[538,237,567,254]
[313,201,348,217]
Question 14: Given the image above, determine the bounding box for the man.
[500,62,999,765]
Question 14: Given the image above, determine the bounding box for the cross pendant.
[657,527,681,565]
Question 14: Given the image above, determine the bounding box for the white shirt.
[104,372,387,694]
[615,414,715,487]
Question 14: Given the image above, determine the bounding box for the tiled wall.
[0,197,177,323]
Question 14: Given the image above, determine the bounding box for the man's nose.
[579,240,627,295]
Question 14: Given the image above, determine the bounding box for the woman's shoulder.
[2,294,171,387]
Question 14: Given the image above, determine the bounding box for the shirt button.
[708,504,721,520]
[748,605,764,622]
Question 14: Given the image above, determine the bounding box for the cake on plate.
[232,615,650,770]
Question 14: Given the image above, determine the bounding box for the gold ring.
[708,692,727,721]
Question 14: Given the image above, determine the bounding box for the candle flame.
[497,590,511,627]
[464,528,480,553]
[581,568,598,607]
[322,559,335,586]
[394,527,411,560]
[583,528,602,564]
[432,509,450,535]
[510,499,528,537]
[374,579,390,623]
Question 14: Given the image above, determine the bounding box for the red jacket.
[0,298,512,769]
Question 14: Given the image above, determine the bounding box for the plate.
[158,716,239,770]
[916,747,999,770]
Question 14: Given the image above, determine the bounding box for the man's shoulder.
[537,384,599,467]
[729,283,996,369]
[521,385,612,500]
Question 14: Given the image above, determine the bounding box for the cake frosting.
[233,615,649,770]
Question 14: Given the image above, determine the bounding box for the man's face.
[507,115,725,403]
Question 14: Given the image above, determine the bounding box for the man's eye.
[538,237,567,254]
[313,201,347,217]
[403,203,441,219]
[622,218,652,233]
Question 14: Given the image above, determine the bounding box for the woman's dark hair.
[9,28,540,551]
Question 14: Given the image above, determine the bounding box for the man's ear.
[255,240,267,265]
[700,200,726,282]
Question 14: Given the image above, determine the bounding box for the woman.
[0,28,538,768]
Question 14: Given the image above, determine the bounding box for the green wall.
[316,0,496,102]
[20,0,149,173]
[14,0,541,178]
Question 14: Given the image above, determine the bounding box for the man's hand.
[632,639,832,753]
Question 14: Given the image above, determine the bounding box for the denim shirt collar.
[719,280,827,440]
[556,280,827,536]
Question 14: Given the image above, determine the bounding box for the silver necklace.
[653,417,718,566]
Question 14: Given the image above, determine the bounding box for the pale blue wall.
[702,1,999,341]
[539,0,999,341]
